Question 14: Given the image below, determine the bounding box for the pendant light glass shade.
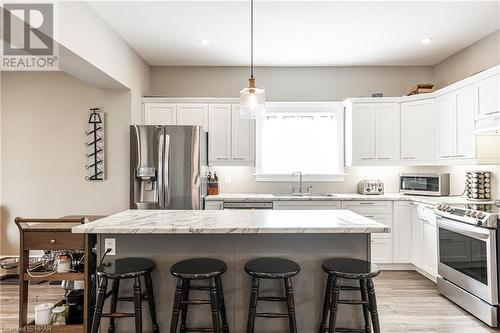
[240,78,266,119]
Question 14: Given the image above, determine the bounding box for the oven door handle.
[437,217,491,240]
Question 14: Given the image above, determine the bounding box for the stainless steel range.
[435,202,500,327]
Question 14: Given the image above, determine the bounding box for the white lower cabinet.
[273,201,340,210]
[411,203,438,280]
[341,201,393,264]
[393,201,412,263]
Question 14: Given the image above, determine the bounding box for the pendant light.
[240,0,265,119]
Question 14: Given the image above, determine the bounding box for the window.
[255,102,344,181]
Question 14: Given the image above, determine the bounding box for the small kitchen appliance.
[400,173,450,196]
[358,180,384,195]
[435,202,500,327]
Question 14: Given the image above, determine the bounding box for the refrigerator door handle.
[164,134,171,207]
[157,130,165,209]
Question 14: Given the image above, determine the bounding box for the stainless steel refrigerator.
[130,125,207,210]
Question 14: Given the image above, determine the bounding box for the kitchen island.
[73,209,389,333]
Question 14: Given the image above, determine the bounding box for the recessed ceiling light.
[421,37,433,45]
[199,39,210,46]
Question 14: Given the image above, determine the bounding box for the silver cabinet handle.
[453,154,464,157]
[359,202,375,205]
[484,111,500,116]
[215,157,229,160]
[441,155,453,158]
[361,157,374,160]
[232,157,246,160]
[402,157,416,160]
[365,215,376,218]
[377,157,391,160]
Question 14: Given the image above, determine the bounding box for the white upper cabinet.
[436,86,476,160]
[231,104,254,162]
[400,99,436,162]
[144,103,176,125]
[176,104,208,130]
[375,103,400,161]
[346,102,399,165]
[436,94,457,158]
[208,104,232,162]
[476,74,500,119]
[455,86,476,158]
[351,104,375,162]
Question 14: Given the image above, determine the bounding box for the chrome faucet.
[292,171,303,194]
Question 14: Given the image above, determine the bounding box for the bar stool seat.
[170,257,227,279]
[97,257,156,279]
[321,258,380,279]
[245,257,300,279]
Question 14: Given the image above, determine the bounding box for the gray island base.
[73,210,389,333]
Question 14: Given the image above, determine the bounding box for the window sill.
[254,174,346,182]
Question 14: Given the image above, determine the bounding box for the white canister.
[74,280,84,290]
[35,302,54,325]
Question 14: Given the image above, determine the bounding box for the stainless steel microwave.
[400,173,450,196]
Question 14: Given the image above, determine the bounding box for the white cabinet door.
[273,201,341,210]
[375,103,400,161]
[393,202,412,263]
[351,104,375,162]
[422,219,438,278]
[436,94,457,159]
[371,238,393,264]
[208,104,232,162]
[411,204,423,267]
[455,86,476,158]
[176,104,208,130]
[400,99,436,161]
[476,74,500,119]
[231,104,254,162]
[144,103,176,125]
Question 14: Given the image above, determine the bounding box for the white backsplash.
[209,165,500,199]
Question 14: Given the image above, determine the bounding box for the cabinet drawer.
[205,201,223,210]
[341,201,392,214]
[24,231,84,250]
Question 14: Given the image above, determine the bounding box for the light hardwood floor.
[0,271,498,332]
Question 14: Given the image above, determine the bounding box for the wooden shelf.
[24,324,83,333]
[24,272,85,281]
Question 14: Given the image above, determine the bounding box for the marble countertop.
[71,209,390,234]
[205,193,495,206]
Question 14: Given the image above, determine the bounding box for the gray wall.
[1,72,131,255]
[433,29,500,88]
[150,66,434,100]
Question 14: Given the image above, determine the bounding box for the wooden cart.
[15,216,100,333]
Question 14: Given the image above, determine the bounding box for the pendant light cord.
[250,0,254,79]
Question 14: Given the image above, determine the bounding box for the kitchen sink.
[273,193,337,197]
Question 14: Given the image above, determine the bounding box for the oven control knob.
[470,211,478,218]
[437,204,443,210]
[446,207,454,213]
[476,212,485,219]
[465,210,472,217]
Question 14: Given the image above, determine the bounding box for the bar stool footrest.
[255,312,290,318]
[338,299,370,305]
[101,312,136,318]
[257,296,287,302]
[185,327,221,332]
[180,299,211,305]
[328,328,367,333]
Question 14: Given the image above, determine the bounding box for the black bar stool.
[169,258,229,333]
[244,257,300,333]
[319,258,381,333]
[91,257,159,333]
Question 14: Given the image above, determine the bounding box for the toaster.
[358,180,384,195]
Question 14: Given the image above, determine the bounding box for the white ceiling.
[90,1,500,66]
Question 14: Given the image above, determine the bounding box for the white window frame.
[255,102,345,182]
